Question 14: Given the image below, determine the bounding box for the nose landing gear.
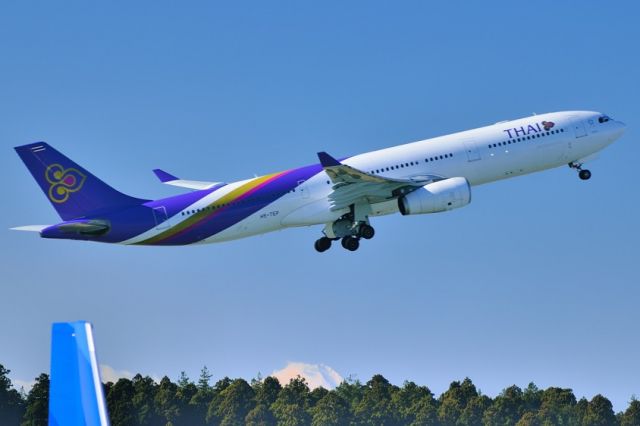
[569,162,592,180]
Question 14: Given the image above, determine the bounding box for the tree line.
[1,363,639,425]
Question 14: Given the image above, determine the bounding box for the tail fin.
[49,321,110,426]
[15,142,146,220]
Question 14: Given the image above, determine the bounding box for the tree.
[522,383,542,414]
[106,378,136,426]
[0,364,25,425]
[515,411,540,426]
[458,394,492,426]
[131,374,161,425]
[308,387,329,409]
[198,366,213,391]
[582,394,617,426]
[215,379,255,426]
[412,396,439,426]
[271,376,311,426]
[391,381,435,424]
[154,376,180,425]
[191,368,216,424]
[353,374,398,425]
[333,376,364,413]
[310,392,351,426]
[245,404,277,426]
[536,387,577,425]
[176,373,199,425]
[206,377,233,424]
[483,385,524,426]
[621,396,640,426]
[21,374,49,426]
[255,376,281,408]
[438,378,478,425]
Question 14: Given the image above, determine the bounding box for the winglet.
[317,152,342,167]
[49,321,110,426]
[153,168,179,183]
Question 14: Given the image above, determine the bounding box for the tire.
[359,224,375,240]
[341,236,359,251]
[579,169,592,180]
[314,237,331,252]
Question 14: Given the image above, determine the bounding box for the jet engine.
[398,177,471,215]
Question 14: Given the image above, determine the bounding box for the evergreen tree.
[411,396,439,426]
[438,378,478,425]
[191,367,215,424]
[154,376,180,425]
[536,387,577,425]
[271,376,311,426]
[176,373,198,425]
[353,374,398,425]
[333,376,364,414]
[0,364,25,425]
[310,392,351,426]
[215,379,255,426]
[255,376,281,408]
[515,411,540,426]
[245,403,277,426]
[131,374,160,425]
[21,374,48,426]
[582,394,617,426]
[621,396,640,426]
[106,378,136,426]
[483,385,524,426]
[391,381,435,425]
[522,383,542,414]
[459,394,492,426]
[206,377,233,425]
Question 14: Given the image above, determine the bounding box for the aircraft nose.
[612,120,626,139]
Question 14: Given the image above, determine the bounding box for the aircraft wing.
[317,152,440,211]
[153,168,225,191]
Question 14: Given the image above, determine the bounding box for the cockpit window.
[598,115,611,123]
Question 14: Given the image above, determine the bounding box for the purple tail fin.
[15,142,147,220]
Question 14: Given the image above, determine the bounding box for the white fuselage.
[131,111,625,245]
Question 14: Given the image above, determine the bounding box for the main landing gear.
[314,213,376,253]
[569,162,592,181]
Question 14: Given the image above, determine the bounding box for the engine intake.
[398,177,471,215]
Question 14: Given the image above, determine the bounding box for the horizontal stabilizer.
[152,168,224,190]
[11,225,50,232]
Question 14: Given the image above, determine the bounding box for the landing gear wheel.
[314,237,332,252]
[579,169,592,180]
[341,236,360,251]
[359,224,375,240]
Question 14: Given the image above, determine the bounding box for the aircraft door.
[297,180,310,199]
[462,139,481,162]
[152,206,170,230]
[571,118,587,138]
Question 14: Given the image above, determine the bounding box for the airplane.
[13,110,625,252]
[49,321,110,425]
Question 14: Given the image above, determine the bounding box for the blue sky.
[1,0,639,411]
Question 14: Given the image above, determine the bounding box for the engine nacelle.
[398,177,471,215]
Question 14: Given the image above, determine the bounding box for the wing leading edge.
[317,151,440,210]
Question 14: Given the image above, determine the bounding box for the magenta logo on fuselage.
[503,121,555,139]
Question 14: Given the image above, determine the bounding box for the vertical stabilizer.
[15,142,146,220]
[49,321,110,426]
